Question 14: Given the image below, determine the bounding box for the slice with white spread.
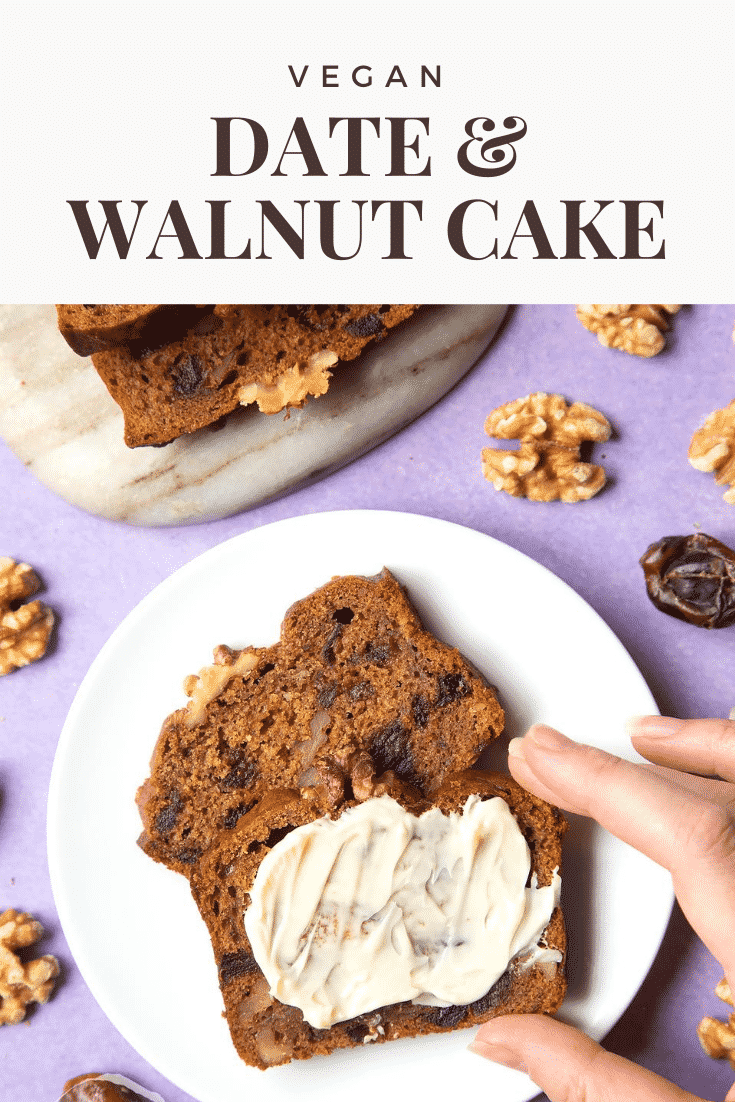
[190,768,566,1069]
[246,794,561,1029]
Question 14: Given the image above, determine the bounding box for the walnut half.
[698,1016,735,1068]
[576,304,681,357]
[482,393,611,503]
[0,908,59,1025]
[689,399,735,505]
[0,557,55,676]
[697,976,735,1069]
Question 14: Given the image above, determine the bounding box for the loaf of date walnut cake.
[136,568,505,878]
[189,768,566,1068]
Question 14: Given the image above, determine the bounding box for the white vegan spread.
[244,795,561,1029]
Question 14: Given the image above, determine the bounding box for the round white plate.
[48,511,674,1102]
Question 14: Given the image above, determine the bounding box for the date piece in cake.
[136,569,504,877]
[189,769,566,1069]
[91,304,419,447]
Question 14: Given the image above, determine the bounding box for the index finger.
[509,724,735,979]
[629,715,735,783]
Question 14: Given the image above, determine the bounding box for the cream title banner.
[3,2,733,301]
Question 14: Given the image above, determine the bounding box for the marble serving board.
[0,305,507,527]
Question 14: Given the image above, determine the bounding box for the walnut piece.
[341,751,403,802]
[346,750,378,802]
[576,304,681,357]
[254,1023,294,1066]
[482,393,611,503]
[0,908,59,1025]
[311,760,347,808]
[299,751,405,805]
[717,977,734,1007]
[183,647,259,728]
[689,399,735,504]
[238,349,338,414]
[698,1016,735,1068]
[236,974,273,1020]
[0,557,40,607]
[0,557,55,676]
[697,976,735,1069]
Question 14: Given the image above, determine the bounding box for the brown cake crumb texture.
[190,770,566,1069]
[83,304,418,447]
[137,569,505,878]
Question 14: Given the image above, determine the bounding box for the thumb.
[469,1015,706,1102]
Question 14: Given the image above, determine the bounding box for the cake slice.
[189,769,566,1069]
[91,304,419,447]
[136,569,504,877]
[56,304,165,356]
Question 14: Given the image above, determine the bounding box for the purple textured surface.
[2,304,734,1102]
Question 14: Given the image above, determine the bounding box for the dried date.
[640,533,735,628]
[60,1073,163,1101]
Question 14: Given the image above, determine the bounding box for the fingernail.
[525,724,573,753]
[626,715,685,739]
[467,1039,528,1073]
[507,736,526,760]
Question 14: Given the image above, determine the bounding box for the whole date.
[640,533,735,629]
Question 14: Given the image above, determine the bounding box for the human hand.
[469,716,735,1102]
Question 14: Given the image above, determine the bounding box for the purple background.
[2,304,734,1102]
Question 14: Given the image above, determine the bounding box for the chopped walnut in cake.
[0,908,59,1025]
[346,750,378,801]
[576,304,681,357]
[298,750,405,808]
[0,557,55,676]
[689,399,735,504]
[183,647,259,728]
[482,393,611,503]
[238,350,338,414]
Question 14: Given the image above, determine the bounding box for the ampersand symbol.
[457,116,527,177]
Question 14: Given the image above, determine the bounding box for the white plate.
[48,511,674,1102]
